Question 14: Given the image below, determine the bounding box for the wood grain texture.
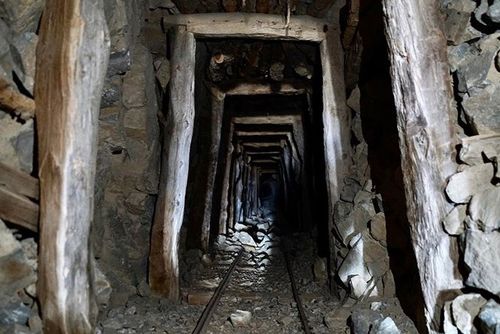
[0,186,38,232]
[200,92,224,251]
[0,77,35,120]
[149,27,196,300]
[320,27,351,295]
[35,0,110,332]
[382,0,463,331]
[163,13,328,41]
[0,161,39,200]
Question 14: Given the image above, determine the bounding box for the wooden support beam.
[200,92,224,251]
[35,0,110,332]
[0,187,38,232]
[224,82,308,95]
[0,162,39,200]
[320,26,351,295]
[382,0,463,331]
[218,123,235,234]
[0,77,35,120]
[163,13,328,42]
[149,27,196,300]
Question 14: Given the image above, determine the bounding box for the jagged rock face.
[440,0,500,332]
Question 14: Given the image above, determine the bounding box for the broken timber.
[0,162,39,232]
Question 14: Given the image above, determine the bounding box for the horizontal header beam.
[163,13,328,42]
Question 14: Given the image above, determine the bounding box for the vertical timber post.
[200,91,225,251]
[149,27,196,299]
[35,0,110,332]
[381,0,462,330]
[320,26,351,293]
[218,123,235,234]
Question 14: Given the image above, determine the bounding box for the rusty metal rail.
[192,249,244,334]
[283,247,312,334]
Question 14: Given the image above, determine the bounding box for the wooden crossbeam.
[163,13,328,42]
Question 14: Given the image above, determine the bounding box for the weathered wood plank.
[382,0,463,331]
[0,186,38,232]
[0,161,39,200]
[200,91,224,251]
[35,0,110,331]
[224,82,307,95]
[149,27,196,300]
[0,77,35,120]
[163,13,328,42]
[320,26,351,295]
[218,122,235,234]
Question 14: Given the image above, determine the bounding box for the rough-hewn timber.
[382,0,463,331]
[149,27,196,300]
[35,0,110,332]
[163,13,328,42]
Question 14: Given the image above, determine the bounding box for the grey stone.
[451,293,487,334]
[0,220,35,293]
[0,300,30,325]
[459,134,500,165]
[445,163,495,203]
[369,212,387,244]
[464,231,500,295]
[478,299,500,334]
[455,34,500,93]
[371,317,400,334]
[313,257,327,283]
[443,0,482,45]
[363,232,389,278]
[338,237,374,298]
[278,315,293,326]
[229,310,252,327]
[443,300,459,334]
[101,76,122,108]
[442,205,466,235]
[474,0,490,27]
[11,32,37,94]
[153,57,170,90]
[0,0,44,34]
[336,204,373,246]
[349,309,383,334]
[462,84,500,134]
[93,260,112,306]
[107,50,131,76]
[341,177,362,203]
[235,231,257,248]
[11,121,34,173]
[487,0,500,23]
[469,187,500,232]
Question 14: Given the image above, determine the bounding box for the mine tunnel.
[1,0,499,333]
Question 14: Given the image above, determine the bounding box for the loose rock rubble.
[98,222,417,333]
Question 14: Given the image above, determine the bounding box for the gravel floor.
[97,220,418,334]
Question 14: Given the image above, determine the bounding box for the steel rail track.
[192,249,244,334]
[283,248,312,334]
[192,241,311,334]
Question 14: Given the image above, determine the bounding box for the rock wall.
[337,1,427,330]
[440,0,500,332]
[0,0,42,332]
[92,0,163,307]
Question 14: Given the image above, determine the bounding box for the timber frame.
[149,13,350,299]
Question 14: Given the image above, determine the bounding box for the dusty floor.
[97,220,418,334]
